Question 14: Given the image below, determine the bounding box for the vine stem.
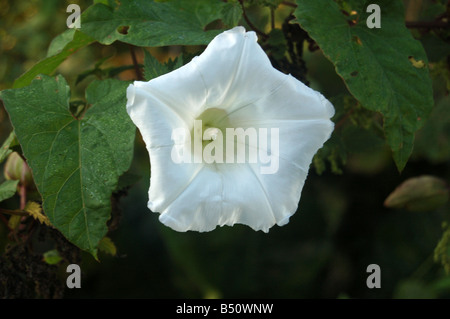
[129,45,144,81]
[0,213,10,227]
[270,7,275,30]
[335,108,355,131]
[238,0,269,40]
[0,208,28,216]
[281,1,296,8]
[19,186,26,211]
[405,21,449,29]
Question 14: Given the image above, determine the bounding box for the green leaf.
[267,28,287,61]
[1,75,135,257]
[394,280,437,299]
[116,171,141,192]
[8,215,21,230]
[165,56,183,72]
[80,0,239,47]
[434,224,450,274]
[0,180,19,203]
[93,0,115,5]
[414,94,450,163]
[143,50,186,81]
[13,31,95,89]
[248,0,283,8]
[294,0,434,171]
[97,236,117,256]
[143,50,170,81]
[220,1,243,27]
[46,29,76,57]
[76,65,137,84]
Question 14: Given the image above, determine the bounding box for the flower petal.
[191,26,287,112]
[146,147,203,214]
[126,61,207,149]
[158,163,284,232]
[223,74,335,171]
[226,74,335,123]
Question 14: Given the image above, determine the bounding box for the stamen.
[203,127,220,141]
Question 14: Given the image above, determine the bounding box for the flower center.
[189,107,232,164]
[203,127,221,141]
[175,107,279,173]
[192,107,231,146]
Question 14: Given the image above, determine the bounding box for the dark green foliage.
[1,76,136,257]
[0,0,448,299]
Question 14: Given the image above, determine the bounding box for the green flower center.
[192,107,231,149]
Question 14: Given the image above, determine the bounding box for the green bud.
[3,152,34,189]
[384,175,449,212]
[43,249,63,265]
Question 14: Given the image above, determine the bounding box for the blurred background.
[0,0,449,298]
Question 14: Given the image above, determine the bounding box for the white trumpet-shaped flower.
[126,26,334,233]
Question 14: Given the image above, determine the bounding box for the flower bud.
[384,175,449,212]
[3,152,34,189]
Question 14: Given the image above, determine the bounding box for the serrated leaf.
[1,75,135,257]
[165,56,183,72]
[80,0,239,47]
[13,31,95,89]
[0,180,19,203]
[143,50,170,81]
[294,0,434,171]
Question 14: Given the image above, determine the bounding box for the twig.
[238,0,269,40]
[19,171,26,210]
[281,1,297,8]
[270,7,275,30]
[24,219,37,247]
[129,45,144,81]
[0,213,9,227]
[335,108,355,131]
[405,20,449,29]
[0,208,28,216]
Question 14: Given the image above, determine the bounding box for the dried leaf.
[24,201,51,226]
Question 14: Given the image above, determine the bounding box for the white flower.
[126,26,334,233]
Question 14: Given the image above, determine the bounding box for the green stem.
[405,21,449,29]
[409,252,436,280]
[281,1,296,8]
[270,7,275,30]
[0,208,28,216]
[238,0,269,40]
[129,45,144,81]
